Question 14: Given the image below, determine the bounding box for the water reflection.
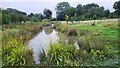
[28,29,59,64]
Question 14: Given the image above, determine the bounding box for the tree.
[30,16,38,22]
[90,7,104,19]
[2,13,11,24]
[2,8,29,24]
[83,3,99,12]
[28,13,34,18]
[113,0,120,17]
[0,13,1,24]
[34,13,44,20]
[9,13,19,23]
[43,9,52,19]
[65,7,76,18]
[76,4,84,17]
[55,2,71,20]
[104,9,110,18]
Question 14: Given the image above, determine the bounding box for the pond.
[27,26,79,64]
[28,27,59,64]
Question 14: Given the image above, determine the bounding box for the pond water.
[28,28,59,64]
[27,26,79,64]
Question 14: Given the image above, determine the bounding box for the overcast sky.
[1,0,119,18]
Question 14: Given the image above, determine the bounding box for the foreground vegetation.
[69,21,119,66]
[34,20,119,66]
[2,19,119,67]
[2,23,44,66]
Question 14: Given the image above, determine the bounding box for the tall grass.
[2,23,44,66]
[2,33,28,66]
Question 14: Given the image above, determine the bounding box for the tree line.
[1,1,120,24]
[1,8,52,24]
[55,1,119,21]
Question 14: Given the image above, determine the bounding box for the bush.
[67,28,77,36]
[77,35,111,62]
[56,23,68,33]
[2,33,28,66]
[42,19,50,23]
[45,43,77,65]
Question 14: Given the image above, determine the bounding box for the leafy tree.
[2,13,11,24]
[55,2,71,20]
[0,9,2,24]
[34,13,44,20]
[30,16,38,22]
[109,12,118,18]
[113,0,120,17]
[2,8,29,24]
[9,13,19,23]
[76,4,84,17]
[104,9,110,18]
[28,13,34,18]
[22,15,29,22]
[43,9,52,19]
[83,3,99,12]
[65,7,76,19]
[84,6,104,20]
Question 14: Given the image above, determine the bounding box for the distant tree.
[2,13,11,24]
[84,6,104,20]
[113,0,120,17]
[65,7,76,19]
[30,16,38,22]
[109,12,118,18]
[76,4,84,17]
[55,2,71,20]
[0,9,2,24]
[28,13,34,18]
[43,9,52,19]
[9,13,19,23]
[34,13,44,20]
[2,8,29,24]
[19,15,24,22]
[104,9,110,18]
[22,15,29,22]
[83,3,99,12]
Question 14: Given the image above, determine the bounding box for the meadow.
[1,19,119,67]
[69,20,119,66]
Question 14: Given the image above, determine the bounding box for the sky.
[1,0,119,18]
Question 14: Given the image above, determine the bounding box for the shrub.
[2,33,28,66]
[56,23,68,33]
[42,19,50,23]
[77,34,111,62]
[67,28,77,36]
[45,43,77,65]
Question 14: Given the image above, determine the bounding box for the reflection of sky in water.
[28,29,59,64]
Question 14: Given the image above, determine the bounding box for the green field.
[71,22,118,40]
[69,21,119,65]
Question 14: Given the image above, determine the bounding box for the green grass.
[70,22,119,66]
[71,22,118,40]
